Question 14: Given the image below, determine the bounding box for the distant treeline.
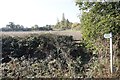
[1,13,81,31]
[1,22,53,31]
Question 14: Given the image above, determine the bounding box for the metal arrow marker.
[104,32,113,74]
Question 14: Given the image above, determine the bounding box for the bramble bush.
[1,34,92,78]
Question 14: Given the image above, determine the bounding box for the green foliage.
[54,13,73,30]
[76,1,120,48]
[71,22,81,30]
[75,1,120,77]
[5,22,24,31]
[1,34,92,78]
[1,22,53,31]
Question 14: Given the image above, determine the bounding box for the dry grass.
[0,30,82,40]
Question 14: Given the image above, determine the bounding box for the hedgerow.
[1,34,92,78]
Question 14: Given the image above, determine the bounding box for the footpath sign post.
[104,32,113,74]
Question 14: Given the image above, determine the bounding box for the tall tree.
[62,13,65,22]
[54,13,73,30]
[75,1,120,42]
[6,22,16,30]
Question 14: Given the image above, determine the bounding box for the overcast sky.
[0,0,80,28]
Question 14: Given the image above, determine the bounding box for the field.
[0,30,82,40]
